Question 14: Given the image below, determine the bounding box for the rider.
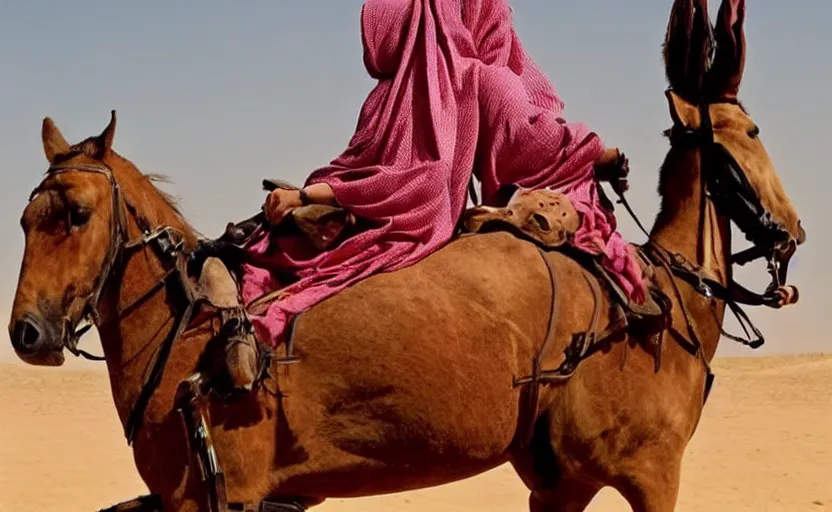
[209,0,640,394]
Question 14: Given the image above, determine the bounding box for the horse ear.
[704,0,746,99]
[663,0,715,102]
[94,110,117,157]
[666,90,700,130]
[41,117,70,163]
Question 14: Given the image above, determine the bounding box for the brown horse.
[7,0,806,511]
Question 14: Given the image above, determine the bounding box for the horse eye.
[68,207,91,228]
[748,125,760,139]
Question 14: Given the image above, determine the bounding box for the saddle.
[460,187,667,328]
[462,188,581,249]
[199,182,667,337]
[261,179,357,250]
[204,179,357,255]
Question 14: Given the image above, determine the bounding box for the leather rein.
[29,162,198,445]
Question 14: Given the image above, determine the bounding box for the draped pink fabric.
[240,0,645,345]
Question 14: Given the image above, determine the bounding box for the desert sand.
[1,354,829,512]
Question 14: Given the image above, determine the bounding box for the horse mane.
[106,150,202,238]
[144,173,185,216]
[654,96,751,223]
[652,136,701,234]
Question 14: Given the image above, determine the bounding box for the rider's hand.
[263,189,303,225]
[594,147,630,193]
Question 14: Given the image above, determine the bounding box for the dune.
[0,354,829,511]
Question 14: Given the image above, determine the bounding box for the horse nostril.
[11,318,42,353]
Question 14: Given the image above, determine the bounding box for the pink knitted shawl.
[240,0,645,345]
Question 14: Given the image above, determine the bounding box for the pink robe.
[241,0,645,345]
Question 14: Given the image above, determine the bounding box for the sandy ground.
[0,354,829,512]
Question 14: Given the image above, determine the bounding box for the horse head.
[8,112,195,366]
[659,0,805,285]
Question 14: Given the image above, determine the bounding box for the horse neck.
[96,163,201,426]
[649,147,732,362]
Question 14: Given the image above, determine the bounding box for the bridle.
[28,162,198,444]
[668,98,798,282]
[615,93,802,352]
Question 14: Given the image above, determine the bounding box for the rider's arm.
[263,182,339,225]
[302,183,338,206]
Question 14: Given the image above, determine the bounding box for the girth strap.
[513,248,625,448]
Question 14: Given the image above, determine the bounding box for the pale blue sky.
[1,1,829,366]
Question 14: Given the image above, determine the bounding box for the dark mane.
[108,151,202,238]
[144,173,184,216]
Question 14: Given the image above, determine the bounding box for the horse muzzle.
[774,218,807,282]
[8,312,68,366]
[797,219,807,246]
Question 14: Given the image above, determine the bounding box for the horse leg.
[255,500,307,512]
[98,495,163,512]
[612,459,682,512]
[527,481,601,512]
[510,421,602,512]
